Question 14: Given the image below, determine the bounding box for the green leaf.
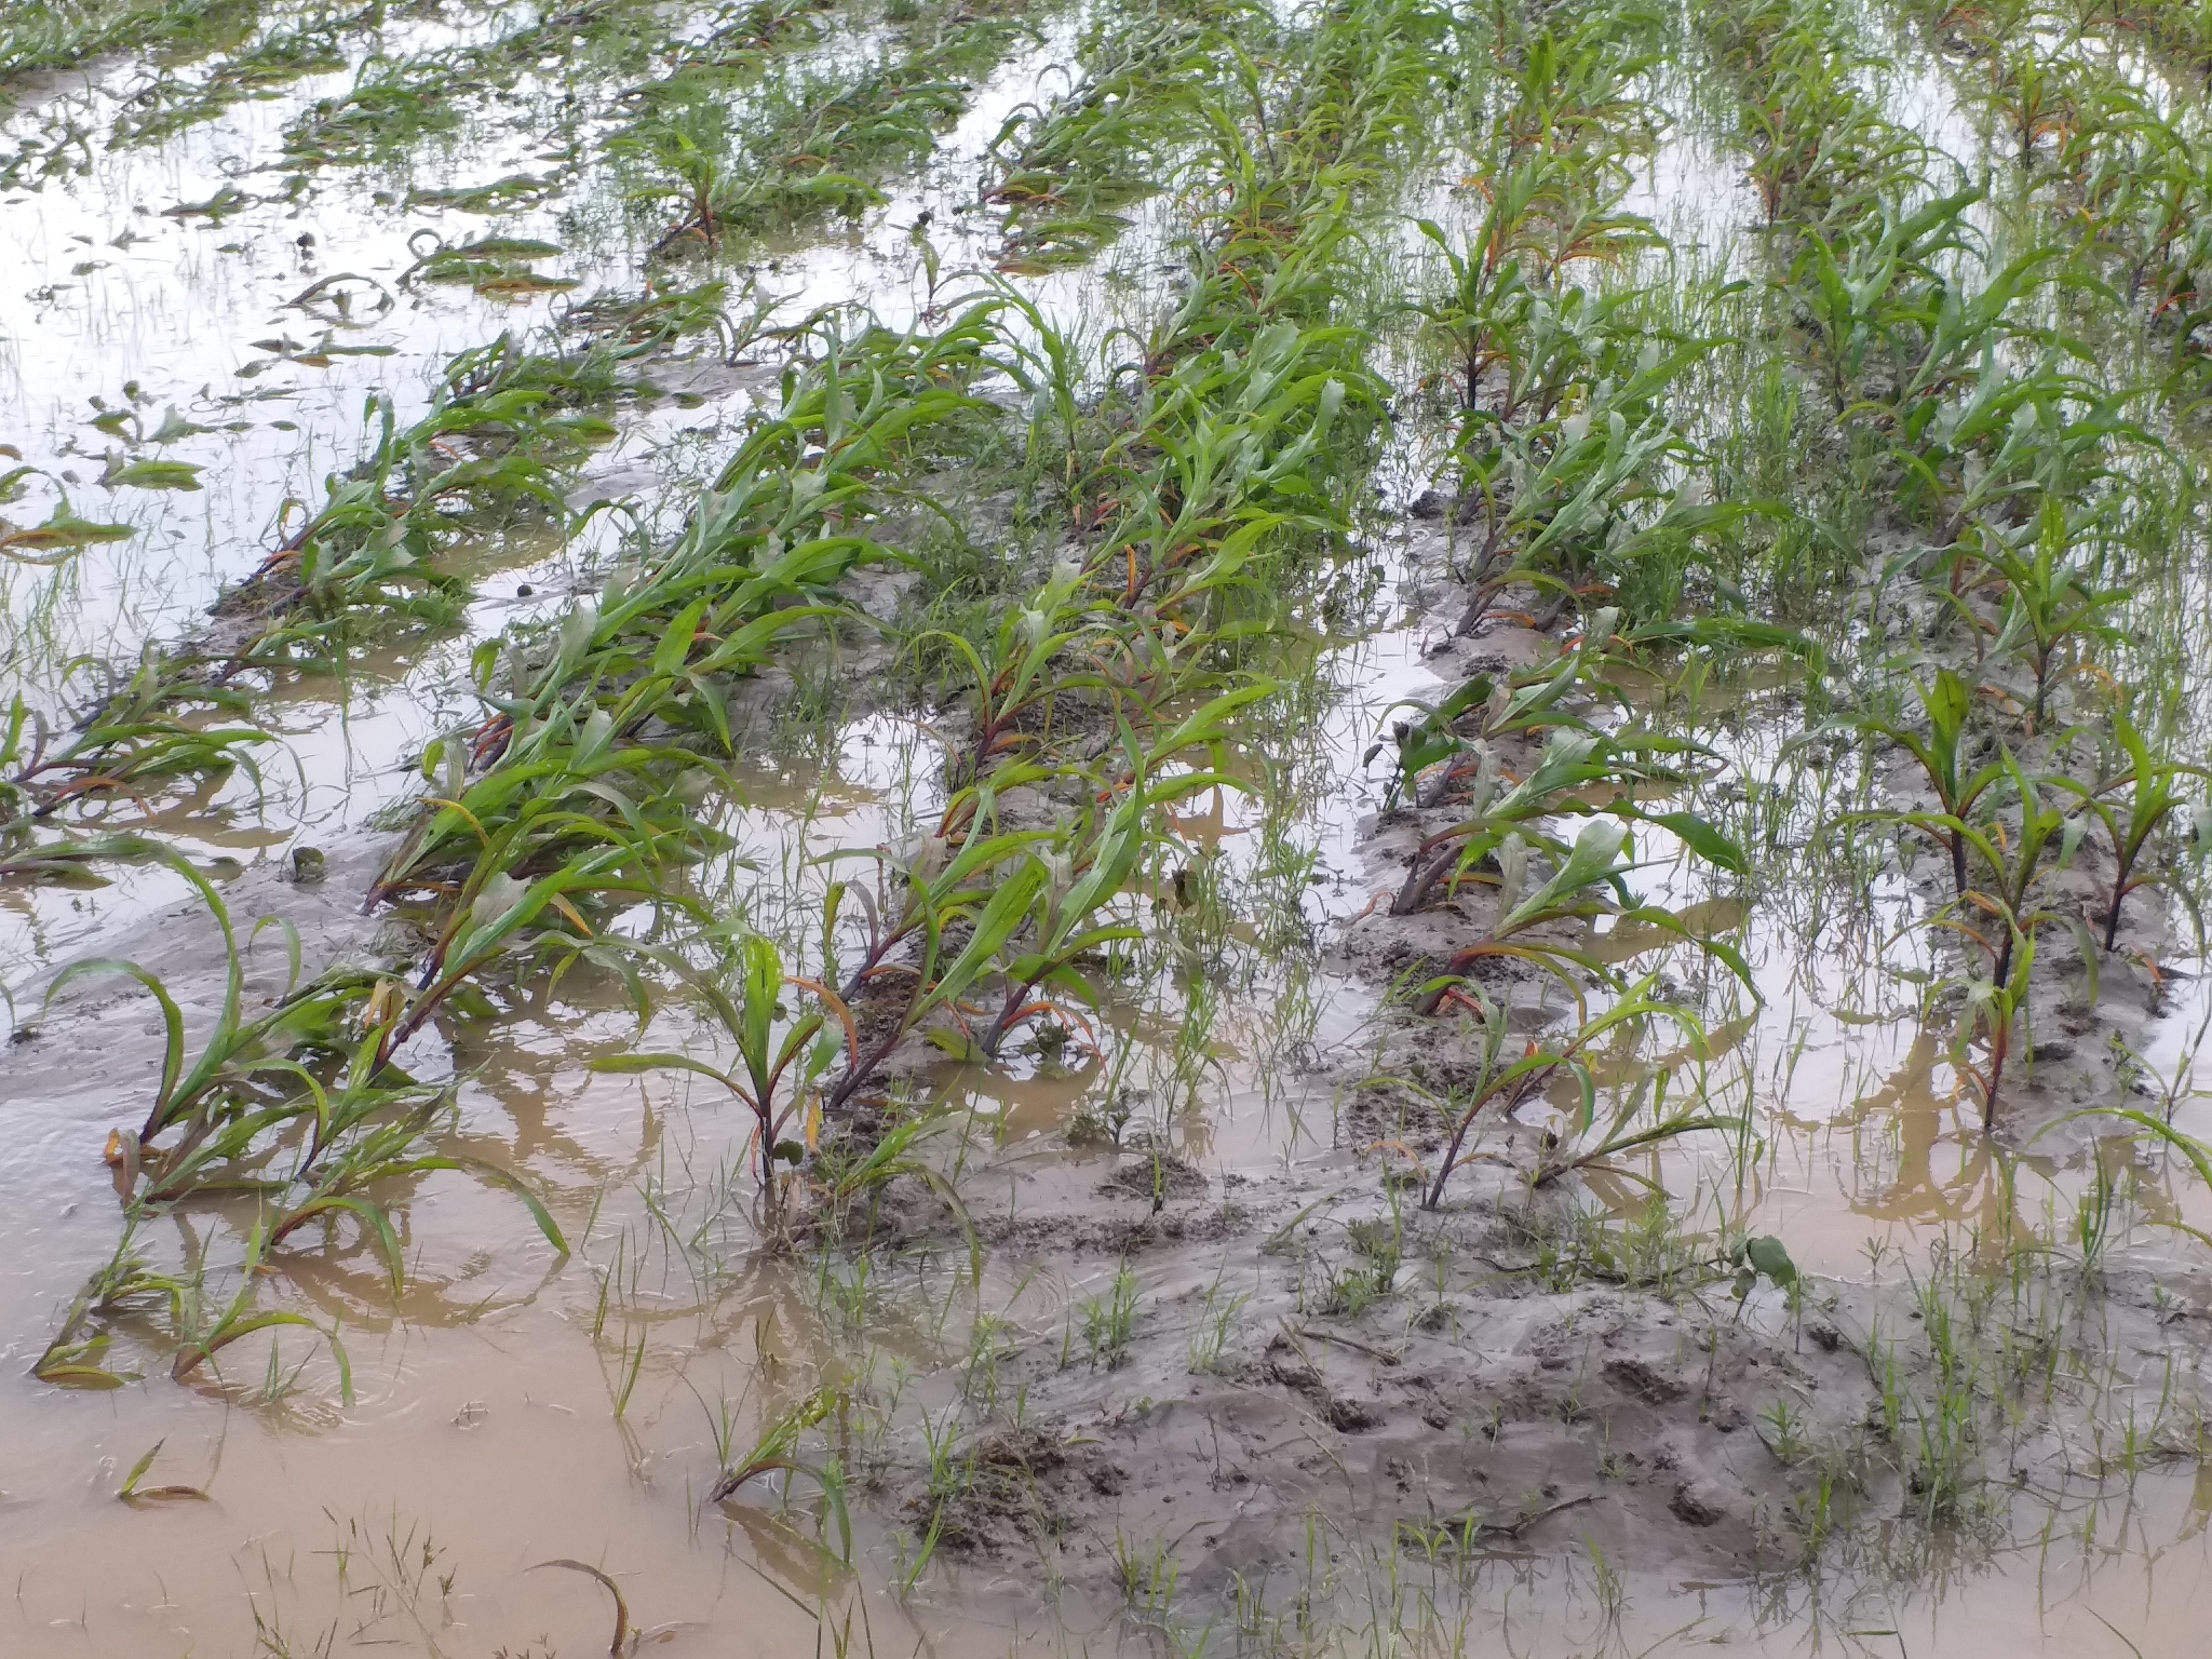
[924,1027,982,1061]
[924,857,1047,1015]
[1630,810,1747,875]
[1500,817,1631,934]
[117,1440,165,1498]
[148,407,213,445]
[0,509,135,554]
[1744,1235,1796,1287]
[105,459,204,492]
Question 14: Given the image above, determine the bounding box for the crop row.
[17,0,1461,1398]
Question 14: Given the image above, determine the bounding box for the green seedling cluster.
[613,0,1029,252]
[980,0,1258,271]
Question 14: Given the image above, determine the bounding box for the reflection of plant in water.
[1537,1060,1749,1192]
[168,1219,353,1394]
[38,1208,355,1401]
[31,1216,166,1389]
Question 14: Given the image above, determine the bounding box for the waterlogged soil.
[8,522,2212,1656]
[12,0,2212,1656]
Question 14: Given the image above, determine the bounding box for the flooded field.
[12,0,2212,1653]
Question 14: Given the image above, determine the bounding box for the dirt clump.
[1102,1147,1210,1203]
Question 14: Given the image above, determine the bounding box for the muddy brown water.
[8,953,2212,1658]
[9,2,2212,1655]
